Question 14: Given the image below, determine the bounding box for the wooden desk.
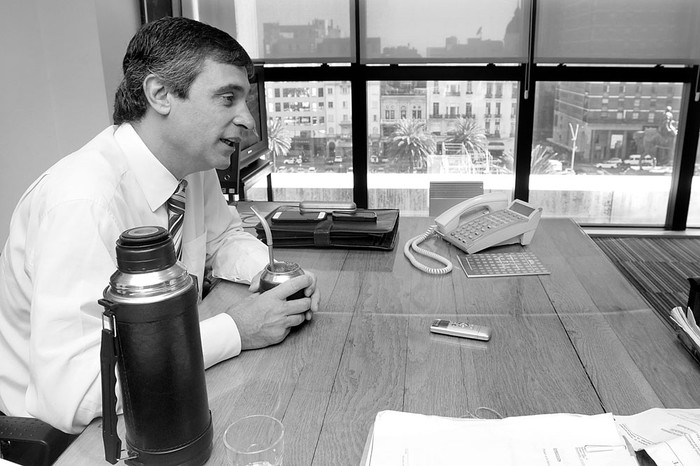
[56,218,700,465]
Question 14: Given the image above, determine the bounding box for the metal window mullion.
[666,65,700,230]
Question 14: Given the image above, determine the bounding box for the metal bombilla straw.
[250,207,276,272]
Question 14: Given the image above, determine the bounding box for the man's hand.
[249,270,319,322]
[226,271,318,350]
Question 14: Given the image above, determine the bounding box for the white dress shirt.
[0,123,268,433]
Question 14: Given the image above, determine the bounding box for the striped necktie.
[167,179,187,260]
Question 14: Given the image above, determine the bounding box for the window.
[196,0,353,63]
[688,139,700,227]
[362,0,528,63]
[530,81,683,226]
[537,0,700,64]
[367,80,516,214]
[246,81,352,202]
[191,0,700,231]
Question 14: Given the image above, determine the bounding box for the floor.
[591,236,700,329]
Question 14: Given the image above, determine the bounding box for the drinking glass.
[223,415,284,466]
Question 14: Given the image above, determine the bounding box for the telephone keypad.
[450,210,526,246]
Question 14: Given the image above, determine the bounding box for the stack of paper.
[615,408,700,466]
[364,410,637,466]
[670,306,700,351]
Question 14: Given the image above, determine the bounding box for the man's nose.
[233,105,256,131]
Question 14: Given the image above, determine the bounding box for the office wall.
[0,0,139,247]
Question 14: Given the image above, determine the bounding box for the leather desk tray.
[254,207,399,250]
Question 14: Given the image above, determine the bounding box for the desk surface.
[56,217,700,465]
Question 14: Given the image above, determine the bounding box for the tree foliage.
[266,118,292,162]
[497,145,560,174]
[388,119,436,173]
[446,117,488,155]
[530,145,560,174]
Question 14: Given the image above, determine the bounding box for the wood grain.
[55,216,700,466]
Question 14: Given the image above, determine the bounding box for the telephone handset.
[436,193,542,254]
[404,193,543,274]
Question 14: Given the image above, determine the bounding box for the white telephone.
[404,193,543,274]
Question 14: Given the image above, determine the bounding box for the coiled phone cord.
[403,225,453,275]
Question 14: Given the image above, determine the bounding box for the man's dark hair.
[113,17,254,125]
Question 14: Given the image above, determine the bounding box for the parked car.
[595,157,623,169]
[623,154,642,168]
[640,155,656,170]
[283,157,300,165]
[334,155,343,163]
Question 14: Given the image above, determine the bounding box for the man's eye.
[222,95,235,104]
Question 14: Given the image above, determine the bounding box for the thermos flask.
[99,226,213,465]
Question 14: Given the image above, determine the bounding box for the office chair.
[0,415,76,465]
[428,181,484,217]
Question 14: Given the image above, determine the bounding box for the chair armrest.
[0,416,76,466]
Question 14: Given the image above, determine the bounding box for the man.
[0,17,319,434]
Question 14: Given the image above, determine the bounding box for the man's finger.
[286,314,306,328]
[262,274,312,299]
[303,272,317,297]
[283,298,312,315]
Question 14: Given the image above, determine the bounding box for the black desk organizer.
[677,278,700,364]
[254,206,400,251]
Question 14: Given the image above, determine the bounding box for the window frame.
[257,0,700,231]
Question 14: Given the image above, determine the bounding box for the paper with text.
[670,306,700,347]
[366,411,637,466]
[615,408,700,466]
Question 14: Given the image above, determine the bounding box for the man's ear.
[143,74,171,116]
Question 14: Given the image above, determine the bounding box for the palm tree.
[496,145,560,174]
[266,118,291,165]
[445,117,488,155]
[530,144,560,174]
[388,119,436,173]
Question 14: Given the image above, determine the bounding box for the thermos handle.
[99,299,122,464]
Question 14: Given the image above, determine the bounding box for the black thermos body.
[99,226,213,465]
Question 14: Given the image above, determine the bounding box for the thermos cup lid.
[116,226,176,273]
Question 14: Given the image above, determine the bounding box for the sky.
[256,0,521,56]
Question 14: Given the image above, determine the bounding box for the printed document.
[670,306,700,348]
[365,410,637,466]
[615,408,700,466]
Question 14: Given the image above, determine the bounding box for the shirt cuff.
[200,313,241,369]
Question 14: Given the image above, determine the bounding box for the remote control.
[430,319,492,341]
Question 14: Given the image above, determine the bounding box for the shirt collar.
[114,123,179,212]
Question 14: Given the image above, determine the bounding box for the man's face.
[166,59,256,175]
